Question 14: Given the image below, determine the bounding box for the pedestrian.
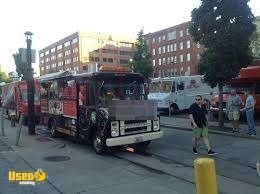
[226,89,243,133]
[243,90,256,136]
[189,95,217,155]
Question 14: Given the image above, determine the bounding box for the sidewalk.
[160,116,260,140]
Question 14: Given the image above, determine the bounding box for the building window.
[171,56,174,63]
[65,50,71,56]
[72,38,78,44]
[186,28,190,35]
[41,67,44,71]
[40,59,44,64]
[187,53,191,62]
[167,57,170,64]
[162,58,166,65]
[170,44,173,52]
[162,35,166,40]
[159,58,161,66]
[152,48,155,55]
[40,53,44,57]
[180,42,183,50]
[45,50,49,55]
[167,31,176,40]
[64,41,71,47]
[46,65,50,70]
[152,38,155,43]
[58,53,63,58]
[158,37,161,43]
[65,59,71,64]
[174,56,177,63]
[73,47,78,53]
[108,58,113,63]
[197,43,200,48]
[162,46,166,53]
[153,59,155,66]
[167,45,170,53]
[120,59,129,64]
[73,57,79,62]
[180,55,183,62]
[51,56,56,61]
[187,40,191,49]
[51,48,56,53]
[57,45,62,50]
[197,53,200,60]
[158,47,161,54]
[52,63,56,68]
[180,30,183,37]
[58,61,63,66]
[83,66,87,70]
[174,43,177,51]
[46,58,50,62]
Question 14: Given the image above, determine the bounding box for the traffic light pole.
[25,32,35,135]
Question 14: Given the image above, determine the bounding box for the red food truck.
[210,66,260,118]
[1,80,41,125]
[39,66,163,154]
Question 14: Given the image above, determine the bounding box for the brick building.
[39,32,134,76]
[145,22,204,77]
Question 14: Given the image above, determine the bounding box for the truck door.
[176,81,185,109]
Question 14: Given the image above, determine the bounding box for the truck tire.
[50,119,58,138]
[92,130,107,154]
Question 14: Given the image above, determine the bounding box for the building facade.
[145,22,204,77]
[39,32,134,76]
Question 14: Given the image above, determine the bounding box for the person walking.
[226,89,243,133]
[243,90,256,136]
[189,95,217,155]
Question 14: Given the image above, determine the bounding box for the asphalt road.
[0,125,259,194]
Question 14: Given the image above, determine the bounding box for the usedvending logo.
[8,169,47,186]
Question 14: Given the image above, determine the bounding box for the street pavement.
[0,117,259,194]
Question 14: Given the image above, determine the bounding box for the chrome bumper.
[106,131,163,147]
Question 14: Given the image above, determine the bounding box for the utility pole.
[24,31,35,135]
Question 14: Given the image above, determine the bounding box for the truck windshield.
[21,90,40,102]
[97,80,145,106]
[150,81,172,93]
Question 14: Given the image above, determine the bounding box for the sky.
[0,0,260,75]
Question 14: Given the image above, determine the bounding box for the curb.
[161,124,260,140]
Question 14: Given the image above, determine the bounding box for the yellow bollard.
[194,158,218,194]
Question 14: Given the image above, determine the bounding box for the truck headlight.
[153,118,160,131]
[111,121,119,137]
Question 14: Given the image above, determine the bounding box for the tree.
[0,71,9,83]
[130,29,153,80]
[189,0,256,127]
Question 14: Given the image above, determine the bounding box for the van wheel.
[50,119,58,138]
[92,130,107,154]
[170,104,179,115]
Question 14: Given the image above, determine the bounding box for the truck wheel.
[92,130,107,154]
[50,119,58,138]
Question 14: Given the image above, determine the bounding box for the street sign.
[19,48,36,63]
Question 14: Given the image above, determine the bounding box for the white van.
[148,75,217,114]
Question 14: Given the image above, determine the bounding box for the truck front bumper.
[106,131,163,147]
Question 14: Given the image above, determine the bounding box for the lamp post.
[24,31,35,135]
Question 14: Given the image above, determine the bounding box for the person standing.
[226,89,243,133]
[189,95,217,155]
[244,90,256,136]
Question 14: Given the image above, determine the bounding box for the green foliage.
[130,29,153,80]
[0,71,10,83]
[250,30,260,58]
[189,0,256,87]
